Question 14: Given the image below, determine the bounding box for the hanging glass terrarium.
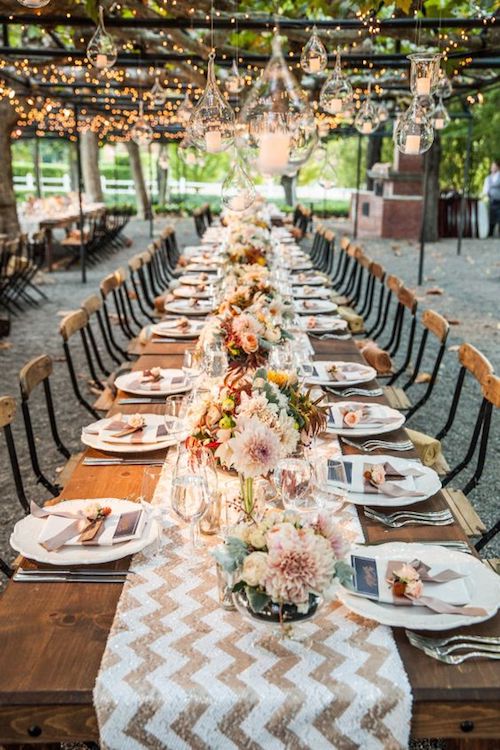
[431,97,451,131]
[188,51,235,154]
[354,85,380,135]
[221,156,256,212]
[394,96,434,155]
[225,59,246,95]
[241,34,316,176]
[408,52,442,97]
[435,70,453,99]
[300,26,328,75]
[377,102,390,123]
[17,0,50,7]
[319,47,353,115]
[87,6,117,71]
[150,76,167,107]
[130,101,154,146]
[177,92,194,124]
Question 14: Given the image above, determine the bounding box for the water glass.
[164,394,188,439]
[182,350,201,383]
[274,457,315,511]
[171,446,210,551]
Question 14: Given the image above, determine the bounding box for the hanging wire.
[211,0,215,54]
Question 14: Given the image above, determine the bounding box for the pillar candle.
[309,56,321,73]
[330,98,342,114]
[257,132,291,175]
[205,129,222,153]
[362,121,373,134]
[416,77,431,96]
[434,118,444,130]
[95,54,108,69]
[405,134,421,154]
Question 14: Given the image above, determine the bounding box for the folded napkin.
[328,403,401,430]
[326,363,371,382]
[31,501,146,551]
[349,553,486,617]
[326,458,425,497]
[356,340,393,375]
[405,428,441,467]
[337,306,364,333]
[127,372,187,393]
[306,315,348,332]
[295,286,330,299]
[83,415,168,444]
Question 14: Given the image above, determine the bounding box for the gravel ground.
[0,216,499,573]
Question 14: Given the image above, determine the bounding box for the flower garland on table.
[213,510,352,614]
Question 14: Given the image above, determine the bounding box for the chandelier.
[87,6,118,71]
[188,51,235,154]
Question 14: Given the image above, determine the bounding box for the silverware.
[17,566,130,577]
[364,508,454,528]
[118,398,166,405]
[309,332,352,340]
[325,386,383,398]
[423,651,500,664]
[406,635,500,664]
[359,539,473,554]
[406,630,500,649]
[83,458,165,466]
[340,436,413,452]
[13,570,128,584]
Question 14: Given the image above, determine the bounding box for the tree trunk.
[126,140,151,219]
[280,174,297,206]
[423,133,441,242]
[69,141,79,192]
[366,134,382,191]
[0,101,20,236]
[80,130,103,202]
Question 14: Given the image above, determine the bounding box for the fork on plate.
[364,508,454,528]
[340,436,414,452]
[325,386,383,398]
[406,629,500,663]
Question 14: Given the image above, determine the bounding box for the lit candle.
[362,121,373,134]
[309,56,321,73]
[257,131,291,175]
[405,134,421,154]
[95,53,108,69]
[229,193,247,211]
[416,77,431,96]
[434,118,444,130]
[205,129,222,153]
[330,98,342,114]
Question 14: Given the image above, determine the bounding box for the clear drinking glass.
[164,394,188,439]
[274,457,317,512]
[171,445,210,551]
[141,465,165,556]
[182,349,202,383]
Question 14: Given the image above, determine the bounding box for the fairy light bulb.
[130,101,153,146]
[87,6,117,71]
[177,92,194,124]
[225,59,245,94]
[189,51,235,154]
[394,96,434,155]
[354,84,380,135]
[408,52,442,97]
[300,25,328,75]
[150,76,167,107]
[221,156,256,212]
[319,47,353,115]
[432,97,450,130]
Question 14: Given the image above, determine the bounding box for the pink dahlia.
[229,417,282,478]
[311,512,348,559]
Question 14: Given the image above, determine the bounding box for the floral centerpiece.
[224,223,273,267]
[213,510,352,628]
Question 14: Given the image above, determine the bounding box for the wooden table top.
[0,336,499,746]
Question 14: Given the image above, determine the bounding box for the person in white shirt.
[482,160,500,237]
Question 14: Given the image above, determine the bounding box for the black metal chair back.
[0,395,29,513]
[59,309,102,419]
[403,309,449,420]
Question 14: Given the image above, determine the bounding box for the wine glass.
[171,445,210,551]
[164,394,188,440]
[274,457,318,512]
[182,349,201,383]
[203,345,228,379]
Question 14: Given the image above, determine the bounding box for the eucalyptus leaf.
[335,560,354,586]
[246,586,271,613]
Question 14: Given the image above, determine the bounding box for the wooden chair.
[128,254,155,323]
[383,285,418,411]
[99,272,132,360]
[0,395,29,513]
[59,310,102,418]
[19,354,82,495]
[474,373,500,551]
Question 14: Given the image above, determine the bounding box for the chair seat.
[57,451,84,486]
[337,306,364,334]
[442,488,487,537]
[383,385,411,411]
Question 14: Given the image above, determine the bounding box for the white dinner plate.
[295,299,338,314]
[151,319,205,339]
[293,286,331,299]
[321,454,441,507]
[164,299,213,316]
[114,368,191,396]
[306,360,377,386]
[336,542,500,630]
[178,274,212,286]
[304,316,349,334]
[289,261,313,272]
[292,273,329,286]
[325,400,405,437]
[173,286,211,300]
[82,414,175,454]
[10,498,158,565]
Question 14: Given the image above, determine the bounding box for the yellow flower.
[256,256,266,266]
[267,370,289,388]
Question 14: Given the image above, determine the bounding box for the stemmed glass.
[182,349,202,384]
[171,444,210,552]
[274,457,319,513]
[164,394,188,441]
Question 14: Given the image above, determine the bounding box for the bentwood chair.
[59,310,102,419]
[19,354,84,497]
[99,272,132,361]
[128,254,156,323]
[0,395,29,513]
[403,309,449,421]
[473,373,500,551]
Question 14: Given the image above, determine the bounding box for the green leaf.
[211,536,249,573]
[83,0,99,23]
[246,586,271,613]
[334,560,354,586]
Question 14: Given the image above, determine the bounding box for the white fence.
[14,173,352,203]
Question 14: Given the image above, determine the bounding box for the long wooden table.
[0,337,499,748]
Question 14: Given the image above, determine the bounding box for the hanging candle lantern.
[319,47,353,115]
[318,158,336,190]
[241,34,316,176]
[435,70,453,99]
[408,52,442,97]
[377,102,390,123]
[177,92,194,124]
[150,76,167,107]
[189,51,235,154]
[354,84,380,135]
[432,97,451,131]
[394,96,434,155]
[221,156,256,212]
[17,0,50,7]
[87,6,117,70]
[300,25,328,75]
[131,101,154,146]
[225,60,246,95]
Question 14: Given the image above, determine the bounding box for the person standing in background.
[483,160,500,237]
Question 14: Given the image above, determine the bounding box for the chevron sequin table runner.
[94,461,412,749]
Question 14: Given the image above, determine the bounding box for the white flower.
[228,416,282,478]
[128,414,146,429]
[242,551,268,587]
